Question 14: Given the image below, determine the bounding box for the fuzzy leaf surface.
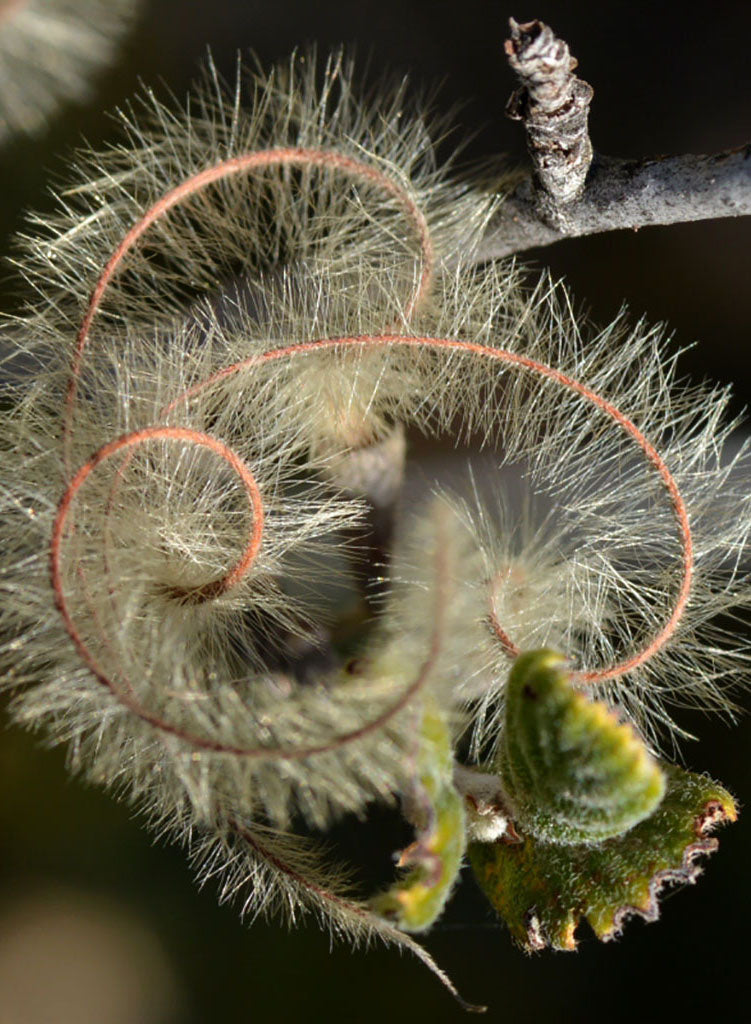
[498,650,666,843]
[470,763,736,950]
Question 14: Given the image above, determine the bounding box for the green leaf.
[498,650,666,843]
[469,762,736,950]
[371,700,466,932]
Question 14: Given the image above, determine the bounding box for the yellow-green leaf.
[469,762,736,950]
[498,650,666,844]
[371,700,466,932]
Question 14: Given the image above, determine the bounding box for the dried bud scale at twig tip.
[505,17,594,212]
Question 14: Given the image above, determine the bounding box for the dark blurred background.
[1,2,749,1022]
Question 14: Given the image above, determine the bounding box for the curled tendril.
[53,146,445,761]
[172,332,693,690]
[62,146,435,473]
[51,145,695,774]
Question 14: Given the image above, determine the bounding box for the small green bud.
[498,650,666,844]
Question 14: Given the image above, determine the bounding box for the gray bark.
[505,17,594,214]
[481,18,751,261]
[477,146,751,261]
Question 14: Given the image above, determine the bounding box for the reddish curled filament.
[55,146,443,758]
[52,424,265,607]
[51,416,449,758]
[54,334,692,754]
[62,147,435,472]
[53,145,694,760]
[165,334,694,688]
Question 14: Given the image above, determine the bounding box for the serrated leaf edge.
[521,795,736,950]
[598,796,736,942]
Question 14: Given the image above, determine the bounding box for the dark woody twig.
[474,18,751,261]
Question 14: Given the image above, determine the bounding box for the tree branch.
[474,19,751,261]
